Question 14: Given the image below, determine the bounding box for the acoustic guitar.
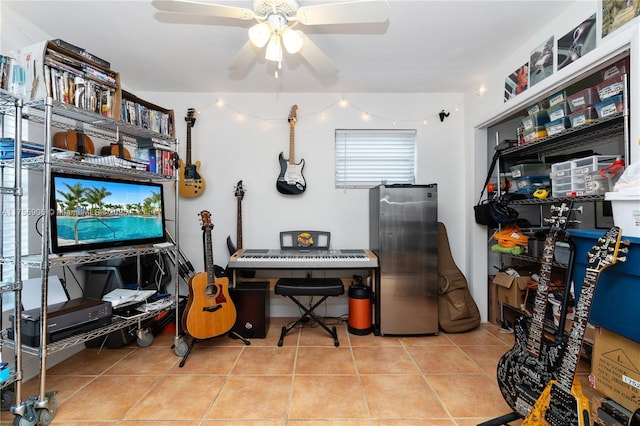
[53,130,95,155]
[522,226,628,426]
[226,180,245,256]
[178,108,206,198]
[100,137,131,159]
[276,104,306,195]
[183,210,237,340]
[497,203,573,416]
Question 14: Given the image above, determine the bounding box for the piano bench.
[274,278,344,347]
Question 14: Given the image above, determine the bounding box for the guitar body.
[277,152,306,194]
[522,379,590,426]
[183,273,236,340]
[100,143,131,159]
[53,131,95,155]
[497,315,565,415]
[178,159,206,198]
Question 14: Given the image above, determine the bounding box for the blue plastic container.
[568,229,640,343]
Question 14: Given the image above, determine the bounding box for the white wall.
[135,92,465,296]
[463,1,639,321]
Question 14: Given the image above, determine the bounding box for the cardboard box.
[591,327,640,412]
[492,272,530,309]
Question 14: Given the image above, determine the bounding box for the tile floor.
[2,318,594,425]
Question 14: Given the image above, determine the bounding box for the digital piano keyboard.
[228,248,378,269]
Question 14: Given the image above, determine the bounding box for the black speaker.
[230,282,270,339]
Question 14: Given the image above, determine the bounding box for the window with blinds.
[335,129,417,188]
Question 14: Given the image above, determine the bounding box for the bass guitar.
[178,108,206,198]
[277,104,306,195]
[497,203,573,416]
[226,180,245,256]
[523,226,628,426]
[183,210,237,340]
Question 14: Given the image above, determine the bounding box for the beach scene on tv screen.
[53,176,164,247]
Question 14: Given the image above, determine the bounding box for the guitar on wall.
[497,203,573,416]
[226,180,245,256]
[178,108,206,198]
[522,226,628,426]
[183,210,237,340]
[276,104,306,195]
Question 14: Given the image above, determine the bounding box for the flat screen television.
[50,171,166,253]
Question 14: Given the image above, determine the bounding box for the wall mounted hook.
[439,110,450,122]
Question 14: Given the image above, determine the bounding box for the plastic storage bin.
[521,110,550,131]
[0,138,44,159]
[547,101,569,121]
[601,59,628,80]
[514,176,551,197]
[526,99,550,115]
[545,117,571,136]
[594,94,623,118]
[567,87,599,112]
[548,90,567,107]
[596,74,625,100]
[523,126,547,143]
[568,229,640,342]
[509,163,551,178]
[605,191,640,237]
[568,106,597,127]
[584,171,610,195]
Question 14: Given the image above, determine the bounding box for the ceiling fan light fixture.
[248,22,272,48]
[265,33,283,63]
[281,28,303,54]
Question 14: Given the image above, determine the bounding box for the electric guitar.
[226,180,245,256]
[497,203,573,416]
[178,108,206,198]
[277,104,306,195]
[523,226,628,426]
[183,210,237,340]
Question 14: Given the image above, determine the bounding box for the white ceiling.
[4,0,576,94]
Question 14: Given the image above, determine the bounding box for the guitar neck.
[204,230,215,283]
[186,125,192,165]
[288,124,295,165]
[526,233,558,358]
[236,198,243,249]
[556,268,599,393]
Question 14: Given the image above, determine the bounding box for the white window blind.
[335,129,416,188]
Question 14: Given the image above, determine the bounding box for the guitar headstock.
[199,210,214,231]
[288,104,298,126]
[185,108,197,127]
[545,202,574,231]
[587,226,629,272]
[234,180,245,200]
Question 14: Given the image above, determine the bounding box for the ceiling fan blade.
[228,40,259,75]
[151,0,255,20]
[296,0,389,26]
[298,33,339,77]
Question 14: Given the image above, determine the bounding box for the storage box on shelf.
[521,109,550,131]
[547,101,570,121]
[509,162,551,178]
[567,86,599,112]
[605,191,640,237]
[523,125,547,143]
[594,94,624,118]
[548,90,567,107]
[596,74,625,100]
[22,40,121,118]
[551,155,621,197]
[568,106,598,127]
[545,117,571,136]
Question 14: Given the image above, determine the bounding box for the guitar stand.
[477,412,522,426]
[179,331,250,368]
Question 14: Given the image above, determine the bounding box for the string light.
[203,97,458,125]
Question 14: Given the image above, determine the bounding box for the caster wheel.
[173,337,189,356]
[36,392,58,425]
[12,415,36,426]
[136,329,154,347]
[1,390,15,411]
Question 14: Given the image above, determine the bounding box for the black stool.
[274,278,344,347]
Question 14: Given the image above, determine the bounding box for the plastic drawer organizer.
[550,155,621,197]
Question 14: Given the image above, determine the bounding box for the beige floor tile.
[103,346,177,375]
[398,333,454,347]
[52,375,159,421]
[458,344,510,375]
[406,345,484,375]
[295,346,356,374]
[297,320,348,346]
[426,374,513,418]
[361,374,448,419]
[352,346,420,374]
[18,374,95,405]
[348,333,403,347]
[205,375,291,420]
[46,347,134,376]
[372,421,455,426]
[231,346,296,375]
[443,327,508,346]
[288,375,368,419]
[167,345,243,374]
[124,375,225,420]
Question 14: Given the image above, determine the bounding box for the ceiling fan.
[151,0,389,78]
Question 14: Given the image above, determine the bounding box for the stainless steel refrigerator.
[369,184,438,335]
